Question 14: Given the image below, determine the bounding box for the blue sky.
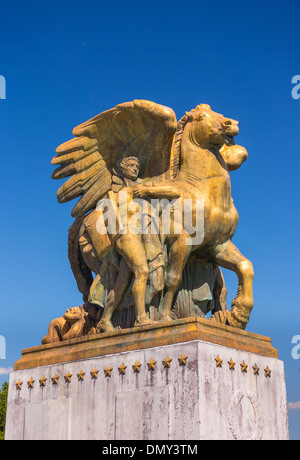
[0,0,299,439]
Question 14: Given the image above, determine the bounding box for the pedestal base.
[5,318,289,440]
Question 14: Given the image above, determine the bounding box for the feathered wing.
[51,100,177,218]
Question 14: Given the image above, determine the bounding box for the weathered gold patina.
[48,100,254,345]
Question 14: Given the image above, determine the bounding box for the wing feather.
[57,162,106,203]
[51,152,101,180]
[51,148,95,166]
[52,100,177,217]
[71,173,111,218]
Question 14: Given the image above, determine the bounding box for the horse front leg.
[210,239,254,329]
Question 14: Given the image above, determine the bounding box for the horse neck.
[175,123,226,182]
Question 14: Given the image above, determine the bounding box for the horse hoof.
[230,299,252,330]
[210,310,228,325]
[210,310,246,330]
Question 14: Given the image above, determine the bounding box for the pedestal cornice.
[14,317,278,370]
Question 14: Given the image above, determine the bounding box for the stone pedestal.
[5,318,289,440]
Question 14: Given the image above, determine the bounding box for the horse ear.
[196,104,211,111]
[185,109,196,119]
[190,104,211,121]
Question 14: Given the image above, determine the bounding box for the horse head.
[188,104,239,150]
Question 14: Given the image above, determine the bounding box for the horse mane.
[170,109,195,180]
[169,104,211,180]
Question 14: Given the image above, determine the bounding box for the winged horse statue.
[51,100,253,333]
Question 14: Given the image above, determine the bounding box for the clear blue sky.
[0,0,299,439]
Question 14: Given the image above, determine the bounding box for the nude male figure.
[97,157,157,332]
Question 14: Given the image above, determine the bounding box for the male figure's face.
[121,159,139,180]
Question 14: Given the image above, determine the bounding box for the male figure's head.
[119,156,140,181]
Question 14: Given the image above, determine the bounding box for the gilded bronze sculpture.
[48,100,253,343]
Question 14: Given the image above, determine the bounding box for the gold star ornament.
[64,371,72,383]
[240,361,248,373]
[264,366,271,378]
[132,360,142,373]
[77,369,85,381]
[16,379,23,390]
[27,377,35,389]
[228,358,235,370]
[215,355,223,368]
[118,363,127,375]
[39,376,47,387]
[104,365,113,377]
[162,356,172,368]
[147,358,157,371]
[51,373,60,385]
[178,353,188,366]
[90,367,99,379]
[253,364,260,375]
